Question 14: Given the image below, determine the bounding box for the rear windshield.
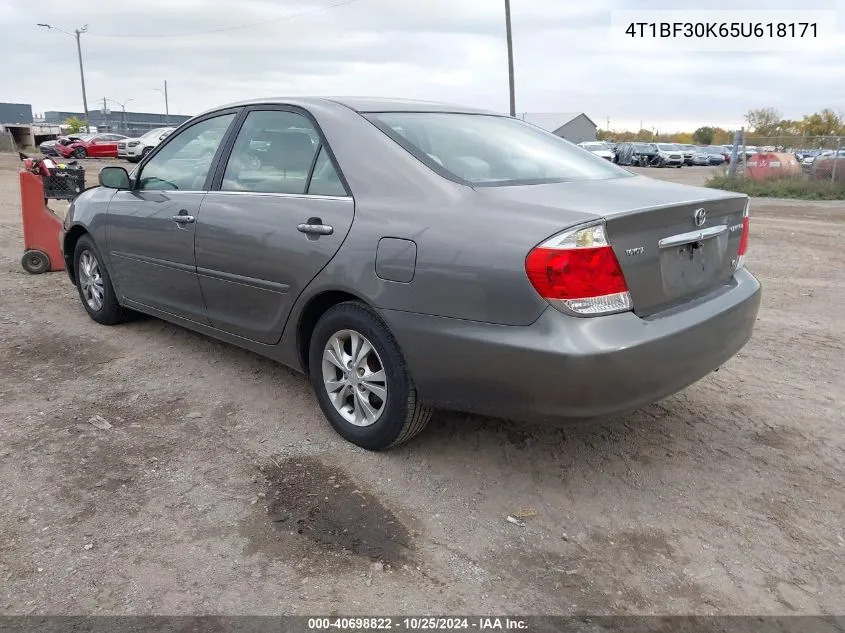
[365,112,631,186]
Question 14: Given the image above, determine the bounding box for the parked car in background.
[698,146,726,166]
[654,143,684,167]
[61,97,759,450]
[56,133,128,159]
[674,144,696,166]
[615,142,661,166]
[39,139,61,156]
[800,149,836,171]
[796,149,821,163]
[578,141,614,161]
[45,134,92,157]
[809,150,845,179]
[118,127,176,163]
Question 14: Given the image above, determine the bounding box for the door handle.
[172,214,195,224]
[297,222,333,236]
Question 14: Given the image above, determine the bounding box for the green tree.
[693,126,715,145]
[64,116,86,133]
[798,109,844,137]
[745,108,783,136]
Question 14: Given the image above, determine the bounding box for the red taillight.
[738,216,749,256]
[525,222,632,316]
[735,201,750,270]
[526,246,628,299]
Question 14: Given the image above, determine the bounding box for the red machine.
[19,153,85,274]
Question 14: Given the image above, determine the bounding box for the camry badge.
[693,208,706,227]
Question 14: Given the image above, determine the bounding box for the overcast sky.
[2,0,843,132]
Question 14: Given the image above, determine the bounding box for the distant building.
[0,102,52,151]
[44,110,192,136]
[0,103,34,125]
[518,112,598,144]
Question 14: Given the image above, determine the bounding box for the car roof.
[200,96,496,116]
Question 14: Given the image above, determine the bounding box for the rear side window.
[366,112,630,186]
[221,110,324,195]
[307,146,346,196]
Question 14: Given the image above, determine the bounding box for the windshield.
[365,112,630,186]
[581,142,608,151]
[633,143,655,152]
[656,144,677,151]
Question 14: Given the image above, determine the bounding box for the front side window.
[366,112,630,186]
[221,110,321,194]
[137,113,235,191]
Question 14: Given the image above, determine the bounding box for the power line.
[89,0,360,39]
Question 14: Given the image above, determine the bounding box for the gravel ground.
[0,154,843,615]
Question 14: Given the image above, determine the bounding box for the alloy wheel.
[321,329,387,427]
[78,250,104,311]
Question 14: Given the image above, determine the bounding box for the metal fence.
[726,132,843,184]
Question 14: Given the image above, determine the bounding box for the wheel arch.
[295,289,373,372]
[62,224,90,284]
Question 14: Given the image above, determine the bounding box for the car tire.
[73,147,87,159]
[142,146,152,158]
[308,301,432,450]
[73,235,128,325]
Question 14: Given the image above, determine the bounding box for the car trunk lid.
[476,175,748,316]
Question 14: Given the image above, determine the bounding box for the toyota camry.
[60,98,761,450]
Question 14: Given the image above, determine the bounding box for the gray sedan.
[60,98,760,450]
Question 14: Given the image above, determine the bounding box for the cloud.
[1,0,841,132]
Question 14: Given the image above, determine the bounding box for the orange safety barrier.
[19,170,66,274]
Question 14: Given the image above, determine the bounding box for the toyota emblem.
[693,208,706,227]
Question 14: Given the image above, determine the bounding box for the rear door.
[101,134,126,157]
[105,111,239,322]
[195,106,354,344]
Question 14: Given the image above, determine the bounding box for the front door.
[195,107,354,344]
[105,112,238,322]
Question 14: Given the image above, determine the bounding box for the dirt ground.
[0,154,842,616]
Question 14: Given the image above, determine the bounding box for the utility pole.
[154,80,170,124]
[606,116,610,132]
[728,128,742,177]
[105,98,134,134]
[504,0,515,117]
[38,23,90,132]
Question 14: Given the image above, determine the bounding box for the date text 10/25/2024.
[307,617,528,631]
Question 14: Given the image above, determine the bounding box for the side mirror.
[99,166,131,190]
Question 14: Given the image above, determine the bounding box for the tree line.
[597,108,845,147]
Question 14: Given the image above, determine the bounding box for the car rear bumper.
[380,267,761,422]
